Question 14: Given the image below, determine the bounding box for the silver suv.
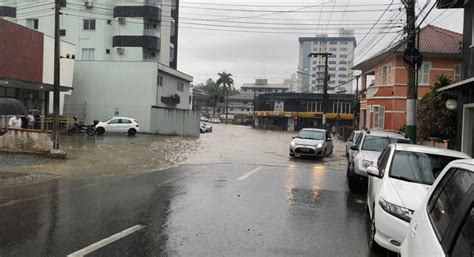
[347,130,412,192]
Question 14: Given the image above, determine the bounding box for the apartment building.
[240,79,290,96]
[2,0,196,134]
[437,0,474,156]
[298,29,357,94]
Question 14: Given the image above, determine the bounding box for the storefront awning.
[438,77,474,92]
[0,78,73,92]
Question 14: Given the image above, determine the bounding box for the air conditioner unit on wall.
[84,0,93,8]
[117,48,125,55]
[118,17,126,24]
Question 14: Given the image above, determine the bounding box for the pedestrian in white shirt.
[8,115,22,129]
[26,112,35,129]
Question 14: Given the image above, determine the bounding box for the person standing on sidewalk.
[26,112,35,129]
[8,115,22,129]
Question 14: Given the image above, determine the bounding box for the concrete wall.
[71,61,158,132]
[0,129,53,154]
[150,107,199,136]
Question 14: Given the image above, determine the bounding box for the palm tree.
[216,72,234,124]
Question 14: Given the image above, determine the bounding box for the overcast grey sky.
[176,0,464,88]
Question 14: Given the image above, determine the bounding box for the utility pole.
[308,52,332,129]
[403,0,422,143]
[252,88,256,128]
[52,0,61,150]
[354,75,360,128]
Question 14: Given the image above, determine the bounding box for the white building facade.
[3,0,196,134]
[298,29,356,94]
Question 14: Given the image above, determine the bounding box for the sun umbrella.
[0,98,28,116]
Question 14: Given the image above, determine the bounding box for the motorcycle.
[68,117,96,136]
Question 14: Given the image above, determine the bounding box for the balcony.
[114,5,161,21]
[0,6,16,18]
[113,35,161,50]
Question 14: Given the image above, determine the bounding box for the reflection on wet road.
[0,125,396,256]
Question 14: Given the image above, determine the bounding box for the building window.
[330,55,336,58]
[340,54,348,58]
[243,88,247,92]
[26,18,39,30]
[340,47,347,51]
[329,47,337,51]
[338,74,346,78]
[81,48,95,60]
[381,65,389,85]
[177,82,184,92]
[454,63,462,82]
[338,80,345,85]
[341,41,349,45]
[339,67,347,71]
[372,105,385,129]
[328,80,335,84]
[328,67,336,71]
[339,61,347,64]
[83,19,96,30]
[157,75,163,86]
[59,29,66,36]
[329,41,337,45]
[107,20,112,25]
[329,61,336,64]
[418,62,431,85]
[106,49,111,54]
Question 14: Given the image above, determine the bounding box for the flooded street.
[0,125,394,256]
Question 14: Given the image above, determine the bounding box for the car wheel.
[86,127,96,136]
[368,215,383,252]
[128,128,137,136]
[289,153,295,157]
[96,127,105,135]
[348,168,362,193]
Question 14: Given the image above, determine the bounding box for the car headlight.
[316,143,323,148]
[290,141,296,147]
[379,197,414,223]
[362,159,373,168]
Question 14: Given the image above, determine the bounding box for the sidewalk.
[0,134,199,188]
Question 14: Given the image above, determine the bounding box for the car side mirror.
[350,145,359,151]
[367,167,381,178]
[292,136,296,139]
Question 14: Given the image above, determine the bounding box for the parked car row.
[345,129,473,256]
[201,117,221,124]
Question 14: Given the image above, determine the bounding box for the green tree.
[417,74,457,141]
[216,72,234,124]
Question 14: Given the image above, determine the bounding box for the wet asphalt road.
[0,125,395,257]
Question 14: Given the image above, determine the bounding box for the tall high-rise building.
[298,29,356,94]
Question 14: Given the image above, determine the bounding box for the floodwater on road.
[0,124,395,257]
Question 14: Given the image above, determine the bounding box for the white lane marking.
[237,167,263,181]
[67,225,145,257]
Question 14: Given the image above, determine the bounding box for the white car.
[401,159,474,257]
[346,130,362,157]
[289,128,333,158]
[200,122,212,133]
[366,144,470,253]
[95,117,140,136]
[347,130,412,192]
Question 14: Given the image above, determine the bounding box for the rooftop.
[353,25,463,71]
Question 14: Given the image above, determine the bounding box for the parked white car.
[347,130,412,192]
[366,144,470,253]
[200,122,212,133]
[289,128,333,158]
[400,159,474,257]
[346,130,362,157]
[95,117,140,136]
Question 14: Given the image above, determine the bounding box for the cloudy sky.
[175,0,464,88]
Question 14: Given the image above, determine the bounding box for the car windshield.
[296,130,324,140]
[361,136,411,151]
[390,151,462,185]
